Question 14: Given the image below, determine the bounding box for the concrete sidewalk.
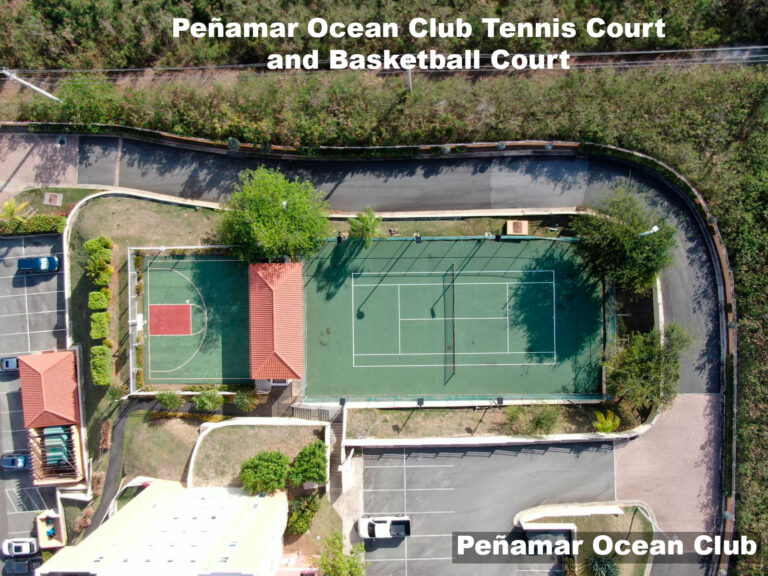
[0,134,79,202]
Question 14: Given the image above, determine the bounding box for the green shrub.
[191,389,223,412]
[88,290,109,310]
[135,369,144,388]
[287,494,320,535]
[562,556,577,576]
[234,389,256,412]
[527,405,561,436]
[288,440,328,487]
[84,236,114,252]
[240,451,290,495]
[102,338,115,349]
[135,344,144,368]
[134,254,144,270]
[505,405,526,434]
[0,214,66,235]
[585,554,619,576]
[90,311,110,340]
[100,287,112,300]
[90,346,112,387]
[156,391,184,411]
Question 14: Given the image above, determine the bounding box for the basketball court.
[304,238,609,401]
[142,255,251,385]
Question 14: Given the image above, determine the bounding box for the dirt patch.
[121,411,201,482]
[193,425,325,487]
[347,404,638,439]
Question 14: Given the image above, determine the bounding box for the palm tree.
[348,206,381,249]
[0,198,30,222]
[593,409,621,433]
[586,553,619,576]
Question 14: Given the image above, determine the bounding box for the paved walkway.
[615,394,721,533]
[0,134,79,202]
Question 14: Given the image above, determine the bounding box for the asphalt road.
[79,136,720,394]
[362,444,615,576]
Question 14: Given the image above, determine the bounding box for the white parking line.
[0,309,59,318]
[0,289,64,299]
[21,238,31,352]
[4,488,19,513]
[0,328,67,337]
[370,511,456,515]
[0,252,63,262]
[364,488,455,492]
[409,534,453,538]
[365,464,455,469]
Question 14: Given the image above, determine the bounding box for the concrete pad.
[615,394,720,532]
[0,134,78,200]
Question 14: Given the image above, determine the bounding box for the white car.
[2,537,39,557]
[357,515,411,539]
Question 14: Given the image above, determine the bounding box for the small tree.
[219,167,329,262]
[347,206,381,249]
[593,410,621,433]
[0,198,29,222]
[318,532,366,576]
[585,553,619,576]
[234,389,257,412]
[156,391,184,411]
[288,440,328,487]
[240,451,290,495]
[605,325,690,411]
[286,494,320,535]
[191,389,223,412]
[571,190,676,295]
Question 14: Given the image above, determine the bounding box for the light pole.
[638,225,659,237]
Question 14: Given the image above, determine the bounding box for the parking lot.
[0,234,66,550]
[362,444,615,576]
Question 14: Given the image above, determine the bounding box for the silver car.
[1,538,39,557]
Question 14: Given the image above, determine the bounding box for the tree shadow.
[308,239,364,300]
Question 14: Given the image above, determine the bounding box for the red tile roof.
[249,263,304,380]
[19,351,80,429]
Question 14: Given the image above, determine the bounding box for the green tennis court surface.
[304,238,608,401]
[143,255,251,385]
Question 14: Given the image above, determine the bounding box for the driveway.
[362,444,615,576]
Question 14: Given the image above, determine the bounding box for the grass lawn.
[192,425,325,487]
[14,187,97,214]
[121,411,201,482]
[284,493,342,556]
[532,506,653,576]
[347,403,637,439]
[67,197,221,454]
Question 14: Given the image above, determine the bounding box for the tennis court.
[304,238,608,401]
[142,254,251,385]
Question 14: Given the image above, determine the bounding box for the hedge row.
[0,214,66,235]
[85,236,115,386]
[90,311,110,340]
[89,346,112,387]
[87,289,109,311]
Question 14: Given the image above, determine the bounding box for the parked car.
[0,357,18,372]
[4,557,36,574]
[357,515,411,539]
[17,256,59,273]
[1,538,39,557]
[0,453,30,471]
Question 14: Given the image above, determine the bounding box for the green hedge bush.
[90,346,112,387]
[240,451,290,495]
[90,311,110,340]
[156,391,184,411]
[191,389,223,412]
[287,494,320,535]
[84,236,114,287]
[288,440,328,487]
[88,291,109,310]
[0,214,66,235]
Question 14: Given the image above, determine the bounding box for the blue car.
[0,453,30,471]
[17,256,59,273]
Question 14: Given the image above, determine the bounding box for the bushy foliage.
[288,440,328,487]
[240,451,290,495]
[90,311,111,340]
[593,410,621,433]
[85,236,114,286]
[571,190,676,296]
[605,325,690,411]
[88,290,109,310]
[286,494,320,535]
[528,405,561,436]
[191,388,223,412]
[320,532,366,576]
[219,168,328,262]
[90,345,112,386]
[347,206,381,249]
[0,213,66,235]
[234,389,256,412]
[156,391,184,411]
[585,554,619,576]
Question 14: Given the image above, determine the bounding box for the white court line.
[0,289,64,299]
[356,361,556,368]
[351,272,355,368]
[397,285,402,355]
[354,281,553,287]
[145,376,250,380]
[352,270,553,276]
[355,351,553,357]
[506,283,510,352]
[0,328,67,337]
[400,316,506,321]
[403,449,407,576]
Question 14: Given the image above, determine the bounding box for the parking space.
[362,444,615,576]
[0,234,66,355]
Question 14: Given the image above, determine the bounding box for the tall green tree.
[571,191,676,296]
[605,325,690,411]
[240,451,290,495]
[347,206,381,249]
[220,168,329,262]
[318,532,366,576]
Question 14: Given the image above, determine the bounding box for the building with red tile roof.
[249,263,304,381]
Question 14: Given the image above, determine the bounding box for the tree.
[585,553,619,576]
[191,389,223,412]
[605,325,690,411]
[288,440,328,487]
[240,451,290,495]
[347,206,381,249]
[318,532,366,576]
[287,494,320,535]
[234,389,257,412]
[593,410,621,433]
[1,198,29,222]
[156,391,184,411]
[219,168,329,262]
[571,190,676,295]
